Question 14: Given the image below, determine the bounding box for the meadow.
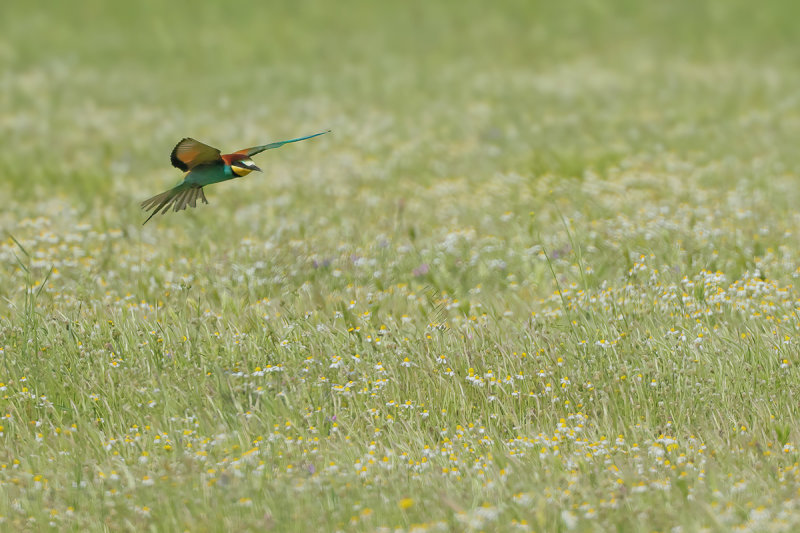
[3,1,800,531]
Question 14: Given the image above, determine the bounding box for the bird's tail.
[140,184,208,225]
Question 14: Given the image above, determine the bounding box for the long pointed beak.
[253,164,262,172]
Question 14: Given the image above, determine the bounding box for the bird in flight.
[141,130,329,224]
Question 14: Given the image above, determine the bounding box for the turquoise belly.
[184,164,235,187]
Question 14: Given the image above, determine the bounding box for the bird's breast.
[184,164,234,187]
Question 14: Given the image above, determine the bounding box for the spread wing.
[170,138,222,171]
[236,130,330,157]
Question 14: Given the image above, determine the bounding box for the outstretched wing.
[236,130,330,157]
[170,138,222,171]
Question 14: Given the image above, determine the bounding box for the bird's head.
[230,157,261,177]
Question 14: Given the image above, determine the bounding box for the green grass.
[3,0,800,530]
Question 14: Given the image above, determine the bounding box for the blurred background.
[4,1,800,207]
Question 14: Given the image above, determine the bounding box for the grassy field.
[3,1,800,531]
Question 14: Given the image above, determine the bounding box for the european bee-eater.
[141,130,330,224]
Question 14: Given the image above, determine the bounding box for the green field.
[3,1,800,531]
